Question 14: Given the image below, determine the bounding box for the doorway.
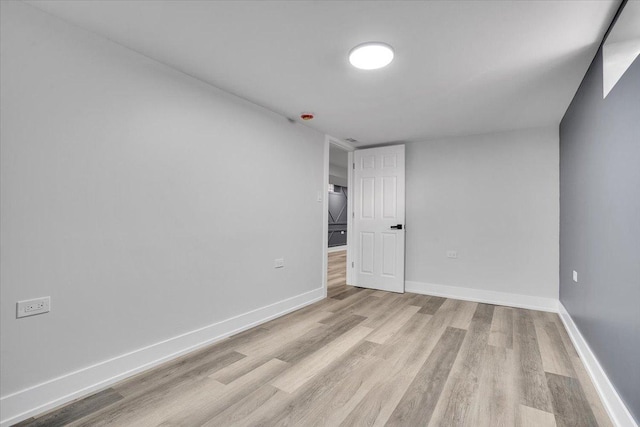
[327,144,349,296]
[328,144,349,250]
[322,139,406,296]
[322,137,354,297]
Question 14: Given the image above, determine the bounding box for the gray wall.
[405,127,559,299]
[329,163,348,187]
[1,0,324,402]
[559,48,640,421]
[328,186,348,247]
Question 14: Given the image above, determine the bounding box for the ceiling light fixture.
[348,42,394,70]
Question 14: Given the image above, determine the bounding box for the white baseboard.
[404,281,559,312]
[0,287,325,427]
[327,245,347,253]
[558,303,637,427]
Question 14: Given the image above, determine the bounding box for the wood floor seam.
[15,250,613,427]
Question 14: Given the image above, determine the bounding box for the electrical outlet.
[446,250,458,259]
[17,297,51,318]
[274,258,285,268]
[573,270,578,282]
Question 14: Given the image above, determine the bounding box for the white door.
[352,145,405,293]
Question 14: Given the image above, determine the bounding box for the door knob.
[390,224,403,230]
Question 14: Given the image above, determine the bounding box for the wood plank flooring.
[327,249,348,298]
[15,250,611,426]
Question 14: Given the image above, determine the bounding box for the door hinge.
[353,163,355,169]
[352,262,354,268]
[352,211,355,218]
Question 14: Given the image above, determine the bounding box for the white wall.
[405,127,559,301]
[0,1,324,421]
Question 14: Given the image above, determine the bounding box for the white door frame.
[322,135,355,297]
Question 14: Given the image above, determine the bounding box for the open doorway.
[327,144,349,296]
[328,145,349,250]
[322,137,354,297]
[322,140,406,296]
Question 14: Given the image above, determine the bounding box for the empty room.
[1,1,638,426]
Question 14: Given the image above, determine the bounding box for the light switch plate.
[572,270,578,282]
[274,258,285,268]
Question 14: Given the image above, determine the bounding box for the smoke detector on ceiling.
[345,138,358,143]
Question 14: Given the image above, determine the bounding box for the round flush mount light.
[348,42,394,70]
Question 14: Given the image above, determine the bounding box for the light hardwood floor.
[16,250,611,426]
[327,249,348,298]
